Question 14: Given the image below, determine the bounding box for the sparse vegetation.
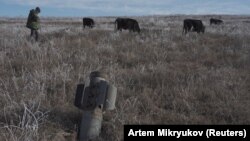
[0,15,249,141]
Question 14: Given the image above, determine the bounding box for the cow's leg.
[186,26,191,34]
[185,28,188,34]
[118,27,122,32]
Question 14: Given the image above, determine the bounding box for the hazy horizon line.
[1,13,250,19]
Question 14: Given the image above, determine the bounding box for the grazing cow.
[83,18,94,28]
[210,18,223,25]
[115,18,140,33]
[183,19,205,34]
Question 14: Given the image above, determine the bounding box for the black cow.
[115,18,140,33]
[210,18,223,25]
[183,19,205,34]
[83,18,94,28]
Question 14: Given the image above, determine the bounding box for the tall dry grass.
[0,15,249,141]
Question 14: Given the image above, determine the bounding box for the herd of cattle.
[82,17,223,34]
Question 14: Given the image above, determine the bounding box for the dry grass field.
[0,15,249,141]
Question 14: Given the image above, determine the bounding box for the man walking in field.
[26,7,41,41]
